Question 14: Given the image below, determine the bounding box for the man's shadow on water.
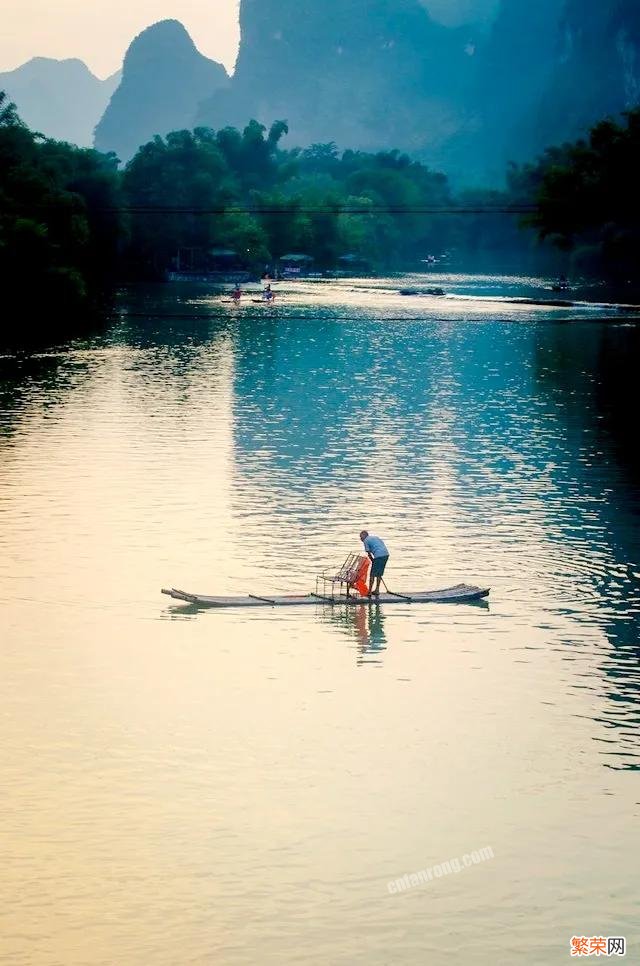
[320,597,490,665]
[321,604,389,665]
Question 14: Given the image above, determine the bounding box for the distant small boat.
[400,287,445,297]
[162,583,490,608]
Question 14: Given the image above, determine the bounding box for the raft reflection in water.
[322,604,388,664]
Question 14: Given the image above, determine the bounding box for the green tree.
[122,128,237,276]
[0,92,123,330]
[519,109,640,281]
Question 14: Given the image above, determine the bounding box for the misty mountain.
[196,0,479,160]
[94,20,228,163]
[0,57,119,146]
[467,0,640,178]
[196,0,640,182]
[8,1,639,182]
[458,0,564,180]
[532,0,640,152]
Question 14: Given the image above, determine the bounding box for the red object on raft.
[351,557,370,597]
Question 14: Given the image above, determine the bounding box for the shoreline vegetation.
[1,91,638,337]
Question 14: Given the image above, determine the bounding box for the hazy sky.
[1,0,242,77]
[2,0,500,79]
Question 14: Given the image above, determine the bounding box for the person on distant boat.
[360,530,390,597]
[232,284,242,303]
[262,284,276,302]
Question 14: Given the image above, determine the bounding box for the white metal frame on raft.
[315,553,369,601]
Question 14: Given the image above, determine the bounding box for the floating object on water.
[161,583,490,608]
[399,287,446,297]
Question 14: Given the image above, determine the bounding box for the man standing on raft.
[360,530,390,597]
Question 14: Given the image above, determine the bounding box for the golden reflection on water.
[1,280,639,965]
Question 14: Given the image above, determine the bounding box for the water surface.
[1,276,638,965]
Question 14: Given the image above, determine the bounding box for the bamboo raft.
[161,583,490,608]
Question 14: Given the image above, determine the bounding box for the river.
[1,275,638,965]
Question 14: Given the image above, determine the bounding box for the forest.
[1,90,638,320]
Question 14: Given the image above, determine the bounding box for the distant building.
[168,246,243,280]
[279,253,314,277]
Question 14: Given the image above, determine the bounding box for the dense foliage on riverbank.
[511,108,640,283]
[0,93,124,316]
[1,92,638,323]
[122,120,464,276]
[0,98,527,308]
